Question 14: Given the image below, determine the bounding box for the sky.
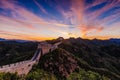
[0,0,120,41]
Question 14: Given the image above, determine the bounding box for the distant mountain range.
[0,38,6,41]
[0,38,32,43]
[109,38,120,43]
[0,37,120,43]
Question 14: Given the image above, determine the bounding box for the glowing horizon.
[0,0,120,41]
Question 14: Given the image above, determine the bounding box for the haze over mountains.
[0,38,34,43]
[0,36,120,48]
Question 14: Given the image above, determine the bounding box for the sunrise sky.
[0,0,120,41]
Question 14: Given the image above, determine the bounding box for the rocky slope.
[37,37,120,79]
[58,38,120,79]
[39,48,78,78]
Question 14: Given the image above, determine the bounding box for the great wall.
[0,41,61,75]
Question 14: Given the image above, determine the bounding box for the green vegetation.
[0,72,23,80]
[26,65,57,80]
[68,69,110,80]
[26,65,110,80]
[0,69,110,80]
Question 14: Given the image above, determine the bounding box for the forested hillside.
[0,38,120,80]
[0,41,37,66]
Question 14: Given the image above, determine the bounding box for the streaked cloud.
[0,0,120,40]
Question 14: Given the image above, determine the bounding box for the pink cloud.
[0,0,72,40]
[61,0,120,38]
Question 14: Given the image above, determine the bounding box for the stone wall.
[0,41,61,75]
[0,60,35,75]
[0,49,40,75]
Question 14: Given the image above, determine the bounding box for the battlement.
[0,60,30,69]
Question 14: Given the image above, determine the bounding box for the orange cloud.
[77,24,104,38]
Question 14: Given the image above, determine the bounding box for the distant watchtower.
[38,42,52,55]
[57,37,64,41]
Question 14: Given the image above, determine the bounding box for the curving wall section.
[0,41,61,75]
